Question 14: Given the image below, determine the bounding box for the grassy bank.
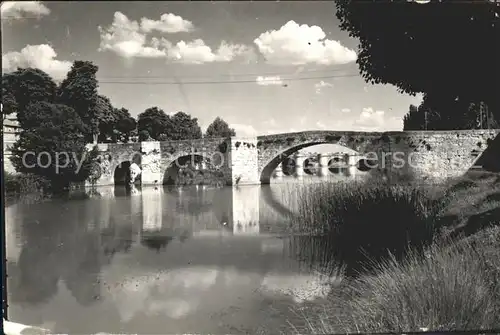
[289,172,500,333]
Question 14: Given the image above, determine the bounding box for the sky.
[1,1,423,152]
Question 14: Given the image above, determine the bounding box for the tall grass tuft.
[325,230,500,333]
[289,181,446,275]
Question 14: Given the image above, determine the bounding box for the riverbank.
[288,171,500,333]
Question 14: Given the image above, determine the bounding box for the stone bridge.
[87,129,500,186]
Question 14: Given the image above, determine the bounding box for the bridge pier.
[318,153,330,177]
[274,163,283,179]
[294,153,305,179]
[347,154,359,179]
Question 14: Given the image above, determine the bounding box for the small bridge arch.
[162,151,226,185]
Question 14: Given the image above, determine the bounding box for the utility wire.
[96,66,357,79]
[97,73,360,85]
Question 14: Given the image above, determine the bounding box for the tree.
[403,92,500,130]
[57,61,99,142]
[205,117,236,138]
[138,129,152,141]
[114,108,137,143]
[137,107,170,140]
[335,0,499,119]
[10,101,98,192]
[2,68,57,124]
[403,105,424,131]
[168,112,202,140]
[95,95,116,143]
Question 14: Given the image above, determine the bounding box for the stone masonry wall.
[384,130,499,182]
[227,137,259,185]
[141,141,162,185]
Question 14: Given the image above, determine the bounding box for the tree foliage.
[57,61,99,140]
[114,107,137,143]
[137,108,202,141]
[137,107,170,140]
[403,93,499,130]
[2,68,57,124]
[335,0,499,118]
[10,102,97,191]
[205,117,236,138]
[168,111,202,140]
[95,95,116,142]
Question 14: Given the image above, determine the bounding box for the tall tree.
[403,104,424,131]
[137,107,170,140]
[95,95,116,143]
[2,68,57,124]
[10,101,97,191]
[114,108,137,143]
[205,117,236,138]
[57,61,99,142]
[335,0,499,119]
[168,112,202,140]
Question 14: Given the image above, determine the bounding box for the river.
[5,174,358,334]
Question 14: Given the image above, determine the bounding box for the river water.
[5,174,358,334]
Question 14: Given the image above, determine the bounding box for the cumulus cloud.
[164,39,253,64]
[315,121,327,129]
[1,1,50,19]
[231,123,258,137]
[98,12,253,63]
[254,20,357,66]
[256,75,283,86]
[314,80,333,94]
[341,108,351,113]
[354,107,387,131]
[140,13,194,33]
[2,44,71,80]
[98,12,166,58]
[263,118,278,127]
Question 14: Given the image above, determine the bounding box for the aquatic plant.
[289,181,445,275]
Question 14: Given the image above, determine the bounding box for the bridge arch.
[162,152,225,186]
[258,134,367,184]
[112,151,142,186]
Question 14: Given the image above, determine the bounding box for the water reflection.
[5,180,352,333]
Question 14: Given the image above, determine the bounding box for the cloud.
[314,80,333,94]
[354,107,387,131]
[263,118,278,127]
[99,12,253,63]
[164,39,253,64]
[341,108,351,113]
[2,44,71,80]
[256,75,283,86]
[254,20,357,66]
[1,1,50,19]
[315,121,327,129]
[231,123,258,137]
[98,12,166,59]
[140,13,194,33]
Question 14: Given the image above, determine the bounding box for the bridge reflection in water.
[5,177,353,334]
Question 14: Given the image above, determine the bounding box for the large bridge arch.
[257,131,384,184]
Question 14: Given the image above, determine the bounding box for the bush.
[322,232,500,333]
[289,181,447,276]
[4,172,51,195]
